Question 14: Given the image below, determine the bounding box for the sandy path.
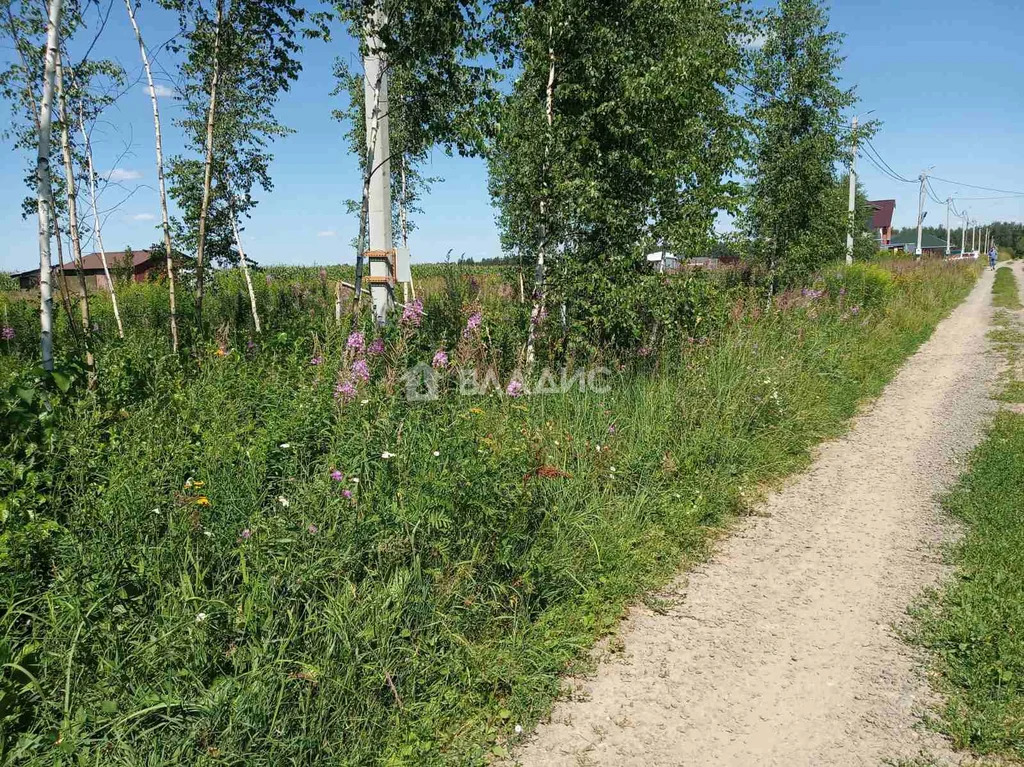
[516,267,999,767]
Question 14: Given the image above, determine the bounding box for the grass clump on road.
[992,266,1021,310]
[916,412,1024,759]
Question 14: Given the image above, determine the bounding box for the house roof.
[72,249,156,271]
[867,199,895,230]
[887,231,948,249]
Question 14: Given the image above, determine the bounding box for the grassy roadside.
[913,263,1024,760]
[1,261,977,765]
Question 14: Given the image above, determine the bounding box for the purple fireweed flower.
[346,331,365,352]
[369,338,385,356]
[1,326,14,341]
[310,355,324,366]
[334,378,357,402]
[506,379,525,398]
[330,470,344,482]
[432,349,449,369]
[240,528,252,540]
[401,299,424,326]
[351,358,370,382]
[307,523,319,535]
[466,312,482,331]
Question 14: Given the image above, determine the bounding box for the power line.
[862,139,917,183]
[929,175,1024,196]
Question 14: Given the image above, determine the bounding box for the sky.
[1,0,1022,273]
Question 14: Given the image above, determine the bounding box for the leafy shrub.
[824,262,894,308]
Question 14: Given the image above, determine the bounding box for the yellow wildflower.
[194,496,211,507]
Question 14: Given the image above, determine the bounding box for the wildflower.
[152,508,161,515]
[194,496,211,506]
[851,305,861,315]
[351,477,360,484]
[369,338,385,355]
[1,326,14,341]
[638,346,652,357]
[334,378,357,401]
[514,725,523,735]
[351,358,370,382]
[279,443,291,449]
[307,523,319,534]
[342,488,353,499]
[310,355,324,366]
[506,379,524,398]
[381,451,396,459]
[346,331,365,352]
[466,311,482,330]
[330,470,344,482]
[277,496,290,508]
[240,528,252,540]
[432,450,440,457]
[203,530,212,537]
[195,612,208,624]
[361,399,369,405]
[432,349,449,369]
[608,424,617,435]
[215,347,227,357]
[246,340,256,350]
[401,299,424,326]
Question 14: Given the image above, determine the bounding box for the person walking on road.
[989,244,998,270]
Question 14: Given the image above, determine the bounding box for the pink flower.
[351,358,370,382]
[432,349,449,369]
[369,338,385,356]
[240,528,252,540]
[310,355,324,366]
[342,489,353,500]
[307,523,319,534]
[346,331,365,352]
[608,424,617,434]
[330,470,344,482]
[1,327,14,341]
[401,299,424,326]
[506,379,524,397]
[334,379,357,401]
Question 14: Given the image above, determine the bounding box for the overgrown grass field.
[1,259,976,764]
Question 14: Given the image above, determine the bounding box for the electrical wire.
[862,139,917,183]
[929,175,1024,196]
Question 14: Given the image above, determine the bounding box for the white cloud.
[132,213,155,221]
[317,230,337,238]
[106,168,142,183]
[742,33,768,50]
[150,83,175,98]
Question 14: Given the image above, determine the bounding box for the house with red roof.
[867,199,896,246]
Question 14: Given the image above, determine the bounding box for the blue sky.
[1,0,1022,273]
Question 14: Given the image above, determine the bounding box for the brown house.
[867,199,896,246]
[14,249,163,291]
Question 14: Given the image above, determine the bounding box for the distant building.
[883,232,949,256]
[867,199,896,246]
[13,249,163,291]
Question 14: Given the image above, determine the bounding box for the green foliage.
[488,0,748,352]
[0,260,976,764]
[743,0,867,285]
[0,274,16,292]
[823,262,893,308]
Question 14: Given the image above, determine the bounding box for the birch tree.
[125,0,179,351]
[169,0,311,332]
[34,0,63,370]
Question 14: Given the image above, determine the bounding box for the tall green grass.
[0,260,976,764]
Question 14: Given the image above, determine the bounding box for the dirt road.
[516,267,999,767]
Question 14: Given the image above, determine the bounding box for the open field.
[0,259,979,764]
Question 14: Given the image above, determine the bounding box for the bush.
[824,262,894,308]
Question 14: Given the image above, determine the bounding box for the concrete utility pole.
[945,198,951,255]
[972,220,977,252]
[846,115,857,265]
[915,172,926,258]
[961,214,967,255]
[363,0,394,322]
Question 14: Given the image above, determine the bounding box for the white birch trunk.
[35,0,63,371]
[125,0,178,351]
[525,28,555,366]
[55,54,93,360]
[194,0,223,327]
[78,101,124,338]
[228,198,261,333]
